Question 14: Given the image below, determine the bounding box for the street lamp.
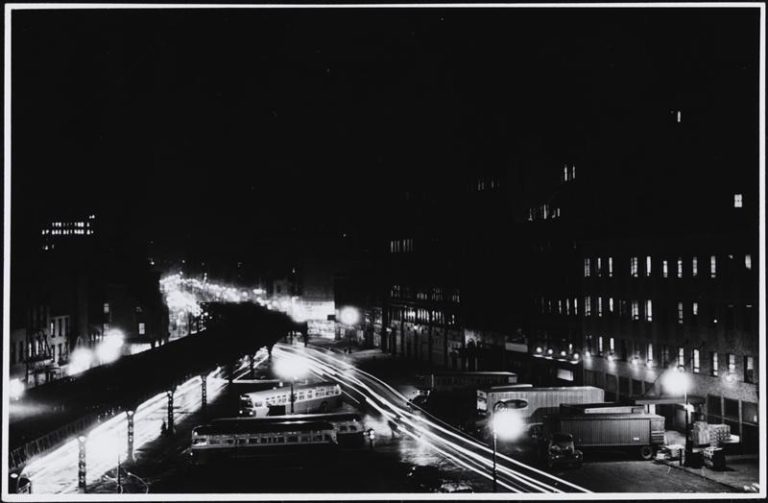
[273,355,308,414]
[662,365,692,466]
[490,401,525,492]
[9,378,25,400]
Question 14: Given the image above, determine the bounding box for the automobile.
[542,432,583,470]
[438,481,474,493]
[406,466,474,493]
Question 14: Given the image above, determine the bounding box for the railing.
[8,407,122,472]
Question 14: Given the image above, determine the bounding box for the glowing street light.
[9,378,25,400]
[68,347,95,376]
[339,306,360,326]
[273,355,309,414]
[662,366,692,465]
[490,401,526,492]
[95,329,125,364]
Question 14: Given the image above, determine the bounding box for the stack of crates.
[708,424,731,446]
[666,444,684,460]
[703,446,726,470]
[692,422,711,447]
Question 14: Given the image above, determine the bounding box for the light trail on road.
[20,350,267,494]
[275,344,591,494]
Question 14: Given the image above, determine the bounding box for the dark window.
[724,398,739,420]
[742,402,758,425]
[287,435,298,443]
[631,379,643,396]
[707,395,722,418]
[725,305,735,330]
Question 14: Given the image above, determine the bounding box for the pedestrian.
[161,420,167,436]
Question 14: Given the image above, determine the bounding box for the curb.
[655,459,750,493]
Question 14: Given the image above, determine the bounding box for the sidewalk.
[657,430,759,492]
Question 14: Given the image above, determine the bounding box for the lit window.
[645,256,652,277]
[710,255,717,278]
[573,297,578,315]
[563,165,569,182]
[609,337,615,352]
[584,296,592,316]
[662,260,668,278]
[645,299,653,322]
[596,257,602,277]
[711,352,719,377]
[584,258,591,278]
[597,297,603,317]
[727,353,736,373]
[571,165,576,180]
[138,322,145,335]
[692,302,699,316]
[745,254,752,270]
[598,336,603,354]
[566,298,571,315]
[647,343,653,362]
[734,193,743,208]
[631,300,639,320]
[607,257,613,277]
[692,257,698,277]
[608,297,614,313]
[103,303,110,314]
[557,300,562,314]
[677,257,683,278]
[677,302,684,324]
[630,257,638,277]
[744,356,755,383]
[676,110,682,123]
[678,347,685,367]
[693,349,700,373]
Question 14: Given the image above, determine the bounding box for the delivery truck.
[547,406,666,460]
[477,386,605,423]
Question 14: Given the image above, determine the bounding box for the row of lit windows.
[528,204,561,222]
[476,177,501,192]
[390,285,460,303]
[562,164,577,182]
[45,229,94,236]
[389,238,413,254]
[541,296,753,326]
[585,254,752,279]
[583,337,756,384]
[392,307,457,326]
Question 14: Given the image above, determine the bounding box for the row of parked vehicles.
[411,372,667,469]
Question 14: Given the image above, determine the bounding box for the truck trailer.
[477,386,605,423]
[551,409,666,460]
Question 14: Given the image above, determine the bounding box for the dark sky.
[10,7,760,260]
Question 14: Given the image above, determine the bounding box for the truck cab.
[541,432,583,470]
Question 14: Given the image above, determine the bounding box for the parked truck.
[477,386,605,423]
[543,404,666,460]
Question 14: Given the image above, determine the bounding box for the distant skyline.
[10,7,759,260]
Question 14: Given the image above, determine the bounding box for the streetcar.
[416,371,518,393]
[239,381,343,417]
[189,412,366,464]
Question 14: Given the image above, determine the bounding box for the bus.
[190,413,365,464]
[417,371,518,393]
[190,419,337,464]
[239,381,343,417]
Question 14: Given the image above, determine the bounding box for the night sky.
[10,7,759,262]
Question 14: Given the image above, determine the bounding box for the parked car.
[541,432,583,470]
